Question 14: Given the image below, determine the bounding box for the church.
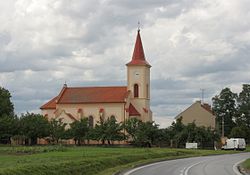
[40,29,152,128]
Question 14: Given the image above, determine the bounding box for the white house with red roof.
[40,29,152,128]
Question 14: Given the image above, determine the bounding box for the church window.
[134,84,139,98]
[88,116,94,128]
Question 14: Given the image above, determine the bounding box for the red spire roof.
[126,30,151,67]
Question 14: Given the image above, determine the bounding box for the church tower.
[126,29,152,121]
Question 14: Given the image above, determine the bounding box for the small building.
[175,101,216,129]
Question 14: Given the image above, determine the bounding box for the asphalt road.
[123,152,250,175]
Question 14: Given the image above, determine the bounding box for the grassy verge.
[0,146,245,175]
[242,158,250,173]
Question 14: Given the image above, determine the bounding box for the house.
[175,101,215,129]
[40,29,152,130]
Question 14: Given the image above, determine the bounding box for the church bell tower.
[126,29,152,121]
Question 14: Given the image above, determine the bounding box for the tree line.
[1,84,250,147]
[212,84,250,142]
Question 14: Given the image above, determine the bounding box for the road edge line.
[233,159,247,175]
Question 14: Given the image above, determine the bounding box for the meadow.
[0,146,243,175]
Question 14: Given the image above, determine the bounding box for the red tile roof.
[128,103,141,116]
[57,86,128,104]
[126,30,151,67]
[40,96,58,109]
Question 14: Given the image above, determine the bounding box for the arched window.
[134,84,139,98]
[88,116,94,128]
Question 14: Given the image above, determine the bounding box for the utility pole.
[222,116,224,138]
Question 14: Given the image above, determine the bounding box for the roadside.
[240,158,250,175]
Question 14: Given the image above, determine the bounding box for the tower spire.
[126,29,151,67]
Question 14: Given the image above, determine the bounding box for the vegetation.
[242,158,250,173]
[0,146,241,175]
[212,84,250,142]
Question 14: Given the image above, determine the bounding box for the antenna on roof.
[137,21,141,32]
[200,88,205,104]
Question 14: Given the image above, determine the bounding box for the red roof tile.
[57,86,127,104]
[40,96,58,109]
[128,104,141,116]
[126,30,151,67]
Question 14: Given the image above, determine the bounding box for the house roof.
[56,86,128,104]
[175,101,215,119]
[126,30,151,67]
[201,103,214,115]
[128,103,141,116]
[40,96,58,109]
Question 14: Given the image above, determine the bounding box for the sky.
[1,0,250,128]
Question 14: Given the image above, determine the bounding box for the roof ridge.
[66,86,127,89]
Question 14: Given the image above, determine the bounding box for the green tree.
[69,118,89,145]
[19,113,50,145]
[236,84,250,124]
[230,126,248,138]
[48,118,67,144]
[0,115,18,144]
[124,118,142,142]
[124,118,159,147]
[0,87,14,117]
[212,88,237,137]
[91,116,124,145]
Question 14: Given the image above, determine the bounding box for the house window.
[134,84,139,98]
[88,116,94,128]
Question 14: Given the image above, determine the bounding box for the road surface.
[123,153,250,175]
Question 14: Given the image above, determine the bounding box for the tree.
[48,118,67,144]
[124,118,142,142]
[69,118,89,145]
[91,116,124,145]
[124,118,159,147]
[212,88,237,137]
[0,87,14,117]
[19,113,50,145]
[230,126,247,138]
[0,115,18,144]
[236,84,250,126]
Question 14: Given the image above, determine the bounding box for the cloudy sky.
[1,0,250,127]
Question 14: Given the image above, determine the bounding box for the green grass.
[0,146,245,175]
[242,159,250,173]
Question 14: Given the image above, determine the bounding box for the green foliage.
[0,87,14,117]
[229,126,248,138]
[48,118,67,144]
[212,87,237,137]
[69,118,89,145]
[0,115,18,144]
[124,118,159,147]
[91,116,124,145]
[18,113,50,145]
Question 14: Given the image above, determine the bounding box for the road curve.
[122,152,250,175]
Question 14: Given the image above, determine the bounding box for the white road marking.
[123,161,165,175]
[184,160,207,175]
[233,159,246,175]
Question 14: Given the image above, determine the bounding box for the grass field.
[0,146,245,175]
